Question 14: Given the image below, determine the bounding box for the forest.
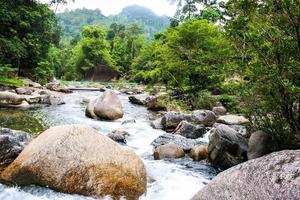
[0,0,299,199]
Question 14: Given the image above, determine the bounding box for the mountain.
[57,5,170,41]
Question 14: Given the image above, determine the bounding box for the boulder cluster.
[0,80,70,108]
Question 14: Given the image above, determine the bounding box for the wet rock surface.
[107,129,130,144]
[192,150,300,200]
[1,125,147,200]
[0,128,31,173]
[86,90,124,120]
[189,145,208,161]
[208,124,248,169]
[173,121,207,139]
[151,133,205,152]
[0,91,24,106]
[153,143,185,160]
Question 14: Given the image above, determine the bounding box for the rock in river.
[151,133,204,152]
[189,145,208,161]
[1,125,147,200]
[208,124,248,169]
[173,120,207,139]
[0,91,24,106]
[0,128,32,173]
[89,90,124,120]
[128,95,147,105]
[153,143,185,160]
[161,112,191,132]
[192,150,300,200]
[107,129,130,144]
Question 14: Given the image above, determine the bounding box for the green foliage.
[57,5,170,41]
[190,90,215,110]
[220,80,242,95]
[0,77,23,87]
[132,19,235,94]
[216,94,240,113]
[0,0,60,81]
[170,0,220,22]
[225,0,300,148]
[106,23,145,76]
[34,61,55,84]
[62,26,116,80]
[0,64,18,77]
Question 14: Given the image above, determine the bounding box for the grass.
[0,77,24,87]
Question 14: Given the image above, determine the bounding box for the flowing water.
[0,90,219,200]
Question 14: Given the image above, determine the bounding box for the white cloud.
[41,0,177,16]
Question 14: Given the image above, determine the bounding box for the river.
[0,90,219,200]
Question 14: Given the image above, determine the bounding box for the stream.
[0,90,219,200]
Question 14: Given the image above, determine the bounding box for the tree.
[108,23,145,76]
[169,0,219,21]
[225,0,300,148]
[49,0,75,13]
[64,26,116,80]
[0,0,60,79]
[132,19,235,94]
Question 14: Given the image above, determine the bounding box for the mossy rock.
[0,109,47,136]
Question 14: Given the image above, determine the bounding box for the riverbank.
[0,81,219,199]
[0,80,299,200]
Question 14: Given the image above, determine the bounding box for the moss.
[0,109,47,136]
[0,77,24,87]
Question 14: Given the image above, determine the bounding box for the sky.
[43,0,177,16]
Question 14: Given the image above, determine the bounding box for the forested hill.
[57,5,170,40]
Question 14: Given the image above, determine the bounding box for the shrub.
[0,64,18,77]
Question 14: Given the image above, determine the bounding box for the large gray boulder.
[191,110,216,126]
[151,133,204,152]
[161,112,191,132]
[0,91,24,106]
[247,131,275,160]
[0,128,32,173]
[173,121,207,139]
[192,150,300,200]
[208,124,248,169]
[88,90,124,120]
[1,125,147,199]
